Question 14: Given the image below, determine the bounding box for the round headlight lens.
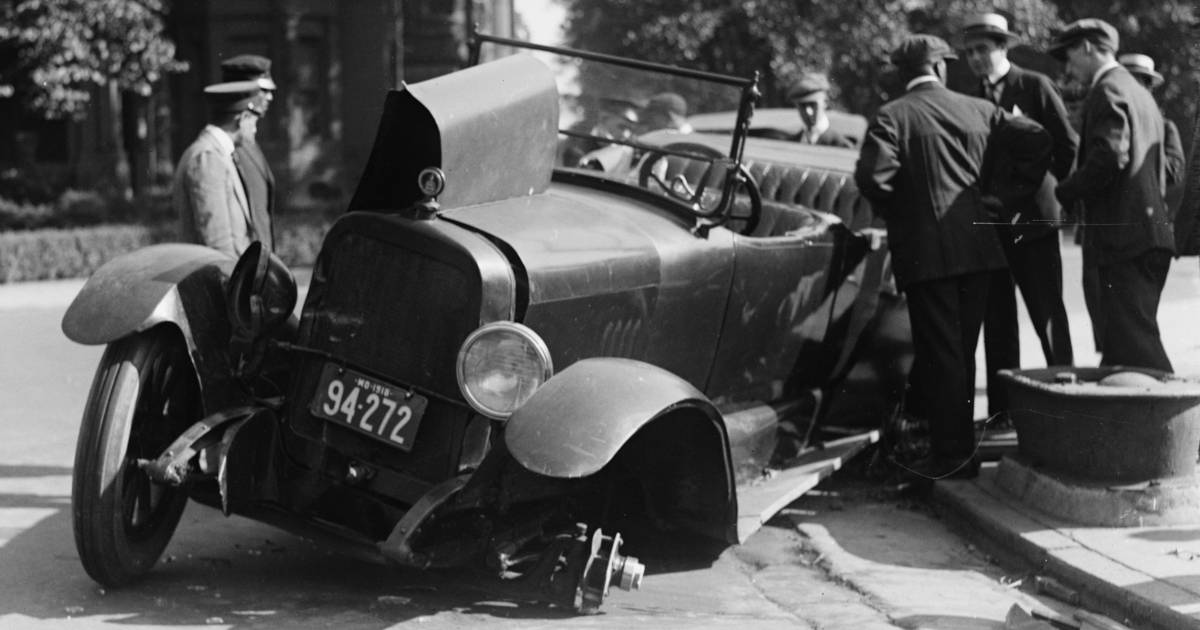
[456,322,553,419]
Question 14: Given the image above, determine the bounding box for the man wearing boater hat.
[957,12,1077,425]
[855,34,1051,480]
[1119,53,1185,191]
[173,81,260,258]
[220,54,276,252]
[1050,19,1175,372]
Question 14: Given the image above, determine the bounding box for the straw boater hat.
[1119,53,1164,88]
[961,13,1022,44]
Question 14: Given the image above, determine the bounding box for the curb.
[932,474,1200,630]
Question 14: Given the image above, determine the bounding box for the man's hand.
[981,195,1004,221]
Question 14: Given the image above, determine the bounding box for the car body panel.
[688,107,868,145]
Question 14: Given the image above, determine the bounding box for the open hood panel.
[349,53,558,212]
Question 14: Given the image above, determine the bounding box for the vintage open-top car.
[61,34,904,612]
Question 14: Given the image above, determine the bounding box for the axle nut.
[616,555,645,591]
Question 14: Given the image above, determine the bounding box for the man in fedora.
[173,81,260,258]
[787,72,856,147]
[1051,19,1175,372]
[855,34,1051,480]
[220,54,276,253]
[957,12,1078,426]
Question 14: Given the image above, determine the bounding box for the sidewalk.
[933,469,1200,630]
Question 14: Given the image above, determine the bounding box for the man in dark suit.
[786,73,857,148]
[1051,19,1175,372]
[855,34,1051,478]
[220,54,276,253]
[957,12,1078,423]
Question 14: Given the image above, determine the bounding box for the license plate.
[309,363,428,451]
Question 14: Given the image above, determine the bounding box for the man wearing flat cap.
[1050,19,1176,372]
[786,72,856,147]
[956,12,1078,426]
[855,33,1051,480]
[220,54,276,253]
[173,81,259,258]
[642,92,693,133]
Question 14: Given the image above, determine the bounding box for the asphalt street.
[0,236,1197,628]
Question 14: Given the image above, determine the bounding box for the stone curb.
[932,475,1199,630]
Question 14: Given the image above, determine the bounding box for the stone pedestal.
[995,455,1200,527]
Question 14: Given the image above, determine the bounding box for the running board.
[734,430,879,543]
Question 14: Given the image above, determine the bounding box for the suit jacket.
[968,64,1078,241]
[855,81,1051,289]
[1175,110,1200,255]
[1056,65,1174,266]
[173,126,253,258]
[233,137,275,251]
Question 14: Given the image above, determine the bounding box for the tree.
[562,1,1067,117]
[0,0,188,199]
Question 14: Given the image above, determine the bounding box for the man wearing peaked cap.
[1051,19,1176,372]
[786,72,855,148]
[220,54,276,252]
[173,80,259,258]
[956,12,1078,426]
[855,33,1052,480]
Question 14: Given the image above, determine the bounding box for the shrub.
[0,211,331,283]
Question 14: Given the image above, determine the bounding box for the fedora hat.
[961,13,1021,43]
[1119,53,1164,88]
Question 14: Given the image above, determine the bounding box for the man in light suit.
[1051,19,1175,372]
[173,81,260,258]
[220,54,276,252]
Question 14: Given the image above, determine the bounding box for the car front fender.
[62,244,242,412]
[62,243,234,347]
[505,357,732,479]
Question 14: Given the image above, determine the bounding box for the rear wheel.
[72,327,198,586]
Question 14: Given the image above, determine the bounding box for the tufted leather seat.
[653,149,875,238]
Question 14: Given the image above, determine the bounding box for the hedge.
[0,215,330,284]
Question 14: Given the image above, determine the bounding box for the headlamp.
[456,322,552,420]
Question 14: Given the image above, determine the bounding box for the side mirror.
[227,241,298,340]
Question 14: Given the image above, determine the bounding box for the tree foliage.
[0,0,187,119]
[562,0,1199,132]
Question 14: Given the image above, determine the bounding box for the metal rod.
[472,31,755,87]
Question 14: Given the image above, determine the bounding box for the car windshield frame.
[468,31,761,223]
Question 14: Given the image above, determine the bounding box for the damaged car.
[61,33,904,613]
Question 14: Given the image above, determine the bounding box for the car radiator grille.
[289,231,479,481]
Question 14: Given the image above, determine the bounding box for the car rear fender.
[506,357,738,542]
[62,244,239,410]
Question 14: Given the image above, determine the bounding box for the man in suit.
[1051,19,1175,372]
[855,34,1051,479]
[1120,54,1185,192]
[173,81,260,258]
[957,12,1078,423]
[220,54,276,252]
[787,73,857,148]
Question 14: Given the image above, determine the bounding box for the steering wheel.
[637,141,762,236]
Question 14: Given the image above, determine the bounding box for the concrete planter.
[1000,367,1200,484]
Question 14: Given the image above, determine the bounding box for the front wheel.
[72,327,199,586]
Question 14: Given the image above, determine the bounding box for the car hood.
[442,186,726,305]
[349,54,559,213]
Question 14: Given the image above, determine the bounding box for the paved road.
[1,237,1196,628]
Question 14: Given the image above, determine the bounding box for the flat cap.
[1047,18,1118,61]
[1119,53,1164,88]
[203,80,262,114]
[221,54,277,91]
[787,73,831,103]
[890,34,958,69]
[961,12,1021,43]
[597,97,640,124]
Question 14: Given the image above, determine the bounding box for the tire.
[72,326,199,587]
